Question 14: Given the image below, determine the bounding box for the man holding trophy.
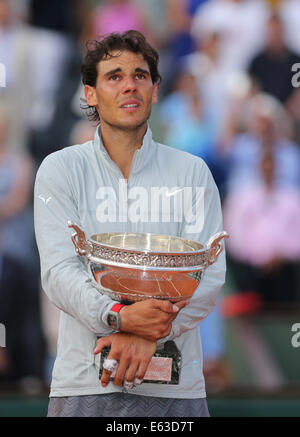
[34,30,227,417]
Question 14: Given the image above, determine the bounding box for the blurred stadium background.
[1,0,300,417]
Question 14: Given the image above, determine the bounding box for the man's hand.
[119,298,189,342]
[94,333,156,388]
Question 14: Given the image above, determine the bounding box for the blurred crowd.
[0,0,300,395]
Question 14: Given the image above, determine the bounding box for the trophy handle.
[68,221,92,258]
[206,231,229,266]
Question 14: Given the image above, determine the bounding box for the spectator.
[142,0,197,96]
[286,88,300,146]
[225,93,300,193]
[165,0,196,61]
[0,103,35,265]
[191,0,270,72]
[135,0,169,47]
[248,13,300,105]
[0,0,34,151]
[158,64,227,192]
[27,37,83,167]
[278,0,300,56]
[223,148,300,306]
[93,0,149,37]
[182,29,227,138]
[159,67,216,162]
[0,0,73,160]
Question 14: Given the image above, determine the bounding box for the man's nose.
[122,76,137,94]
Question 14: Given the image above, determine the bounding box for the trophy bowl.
[68,222,229,304]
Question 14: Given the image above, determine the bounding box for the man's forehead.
[97,50,149,74]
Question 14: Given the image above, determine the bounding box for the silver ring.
[103,358,118,373]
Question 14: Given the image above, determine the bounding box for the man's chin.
[101,114,151,132]
[119,121,148,132]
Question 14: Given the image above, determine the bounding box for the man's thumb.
[153,299,179,313]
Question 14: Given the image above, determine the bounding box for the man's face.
[85,50,158,131]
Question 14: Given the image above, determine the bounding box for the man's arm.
[34,152,117,335]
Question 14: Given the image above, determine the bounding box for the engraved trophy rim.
[89,231,205,255]
[68,221,229,272]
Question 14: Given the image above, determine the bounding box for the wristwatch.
[106,303,125,331]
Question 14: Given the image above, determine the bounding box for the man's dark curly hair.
[80,30,162,123]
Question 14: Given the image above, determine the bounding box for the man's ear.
[152,83,158,104]
[84,85,97,107]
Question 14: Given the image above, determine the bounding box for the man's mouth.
[122,104,139,108]
[120,99,141,111]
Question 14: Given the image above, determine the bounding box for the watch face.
[107,312,118,330]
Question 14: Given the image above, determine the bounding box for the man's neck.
[100,122,148,180]
[267,42,287,58]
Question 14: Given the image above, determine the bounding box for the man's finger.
[152,299,180,314]
[124,360,139,388]
[160,322,173,339]
[93,336,112,355]
[113,354,131,387]
[168,299,190,321]
[101,368,113,387]
[136,357,152,381]
[100,353,118,387]
[173,299,190,310]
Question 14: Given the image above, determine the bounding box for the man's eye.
[136,73,146,80]
[109,75,120,81]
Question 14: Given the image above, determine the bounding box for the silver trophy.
[68,222,229,384]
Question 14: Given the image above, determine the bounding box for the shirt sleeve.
[158,159,226,345]
[34,152,115,335]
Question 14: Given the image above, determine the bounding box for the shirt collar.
[93,124,155,176]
